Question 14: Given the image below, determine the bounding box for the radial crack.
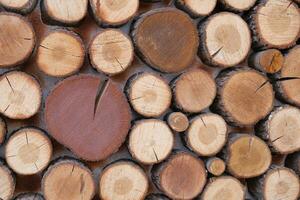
[93,79,108,118]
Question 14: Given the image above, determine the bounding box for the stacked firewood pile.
[0,0,299,200]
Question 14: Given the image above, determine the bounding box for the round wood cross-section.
[199,12,251,68]
[45,75,131,161]
[0,162,15,200]
[173,69,216,113]
[276,46,300,107]
[0,0,37,14]
[42,159,95,200]
[132,8,199,73]
[214,68,274,126]
[14,193,44,200]
[175,0,217,17]
[206,157,226,176]
[89,29,134,76]
[37,30,85,77]
[90,0,139,26]
[225,134,272,178]
[99,161,148,200]
[0,117,6,145]
[186,113,227,156]
[0,12,35,68]
[167,112,189,132]
[129,119,174,164]
[127,73,171,117]
[252,0,300,49]
[220,0,256,11]
[5,127,52,175]
[152,152,207,199]
[201,176,245,200]
[0,71,42,119]
[42,0,88,25]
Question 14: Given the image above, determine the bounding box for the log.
[249,0,300,49]
[89,0,139,27]
[128,119,174,164]
[145,193,170,200]
[42,158,95,200]
[131,8,199,73]
[41,0,88,26]
[220,0,256,12]
[248,49,284,74]
[126,72,171,117]
[0,162,15,200]
[199,12,251,68]
[205,157,226,176]
[14,193,44,200]
[255,105,300,154]
[200,176,245,200]
[45,74,132,161]
[89,29,134,76]
[167,112,189,132]
[248,166,300,200]
[212,67,274,127]
[0,71,42,119]
[274,46,300,107]
[185,113,227,156]
[0,117,6,145]
[37,29,85,77]
[0,12,35,68]
[224,134,272,178]
[172,69,216,113]
[152,151,207,199]
[0,0,37,14]
[5,127,52,175]
[175,0,217,18]
[286,152,300,176]
[99,160,148,200]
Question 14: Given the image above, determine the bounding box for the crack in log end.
[271,135,284,143]
[275,77,300,82]
[152,148,159,162]
[5,76,14,93]
[80,174,85,194]
[93,78,109,119]
[200,116,207,127]
[255,80,269,93]
[211,46,223,58]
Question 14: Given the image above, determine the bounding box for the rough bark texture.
[13,193,44,200]
[286,152,300,176]
[0,117,6,145]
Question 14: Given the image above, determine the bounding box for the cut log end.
[37,30,85,77]
[14,193,44,200]
[206,157,226,176]
[214,68,274,126]
[201,176,245,200]
[175,0,217,17]
[276,46,300,107]
[0,117,6,145]
[0,0,37,14]
[99,161,148,200]
[186,114,227,156]
[42,159,95,200]
[42,0,88,25]
[132,8,199,73]
[249,49,283,74]
[220,0,256,11]
[5,127,52,175]
[89,29,133,76]
[252,0,300,49]
[0,71,42,120]
[173,69,216,113]
[45,75,131,161]
[167,112,189,132]
[0,12,35,68]
[226,134,272,178]
[199,12,251,67]
[249,167,300,200]
[0,162,15,200]
[90,0,139,26]
[129,119,174,164]
[127,73,171,117]
[152,152,207,199]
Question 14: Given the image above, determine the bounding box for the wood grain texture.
[0,0,37,14]
[0,162,15,200]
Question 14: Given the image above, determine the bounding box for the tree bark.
[37,29,85,77]
[286,152,300,176]
[0,71,42,120]
[89,29,134,76]
[145,193,170,200]
[128,119,174,164]
[99,160,148,200]
[13,193,44,200]
[131,8,199,73]
[0,161,15,200]
[172,69,216,113]
[0,0,37,14]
